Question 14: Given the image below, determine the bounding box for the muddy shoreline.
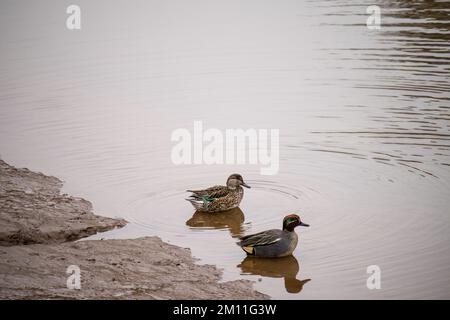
[0,159,267,299]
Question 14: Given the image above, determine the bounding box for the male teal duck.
[186,173,250,213]
[238,214,309,258]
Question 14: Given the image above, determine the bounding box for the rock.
[0,236,268,300]
[0,160,127,246]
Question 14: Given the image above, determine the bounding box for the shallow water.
[1,0,449,299]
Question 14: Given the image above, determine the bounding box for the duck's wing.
[238,229,283,247]
[187,185,229,199]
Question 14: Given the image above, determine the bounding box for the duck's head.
[226,173,251,190]
[283,214,309,232]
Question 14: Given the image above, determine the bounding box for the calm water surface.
[1,0,449,299]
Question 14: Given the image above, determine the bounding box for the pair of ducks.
[187,173,309,258]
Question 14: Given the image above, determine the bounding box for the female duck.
[186,174,250,213]
[238,214,309,258]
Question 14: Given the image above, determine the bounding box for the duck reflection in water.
[185,207,245,238]
[238,255,310,294]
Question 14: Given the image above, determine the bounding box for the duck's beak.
[299,222,309,227]
[241,182,251,188]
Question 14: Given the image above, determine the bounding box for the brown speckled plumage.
[186,174,250,213]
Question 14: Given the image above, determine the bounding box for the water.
[1,0,449,299]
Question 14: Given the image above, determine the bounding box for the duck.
[238,214,309,258]
[186,174,250,213]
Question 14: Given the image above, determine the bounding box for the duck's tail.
[186,198,205,211]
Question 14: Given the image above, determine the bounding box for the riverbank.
[0,159,267,299]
